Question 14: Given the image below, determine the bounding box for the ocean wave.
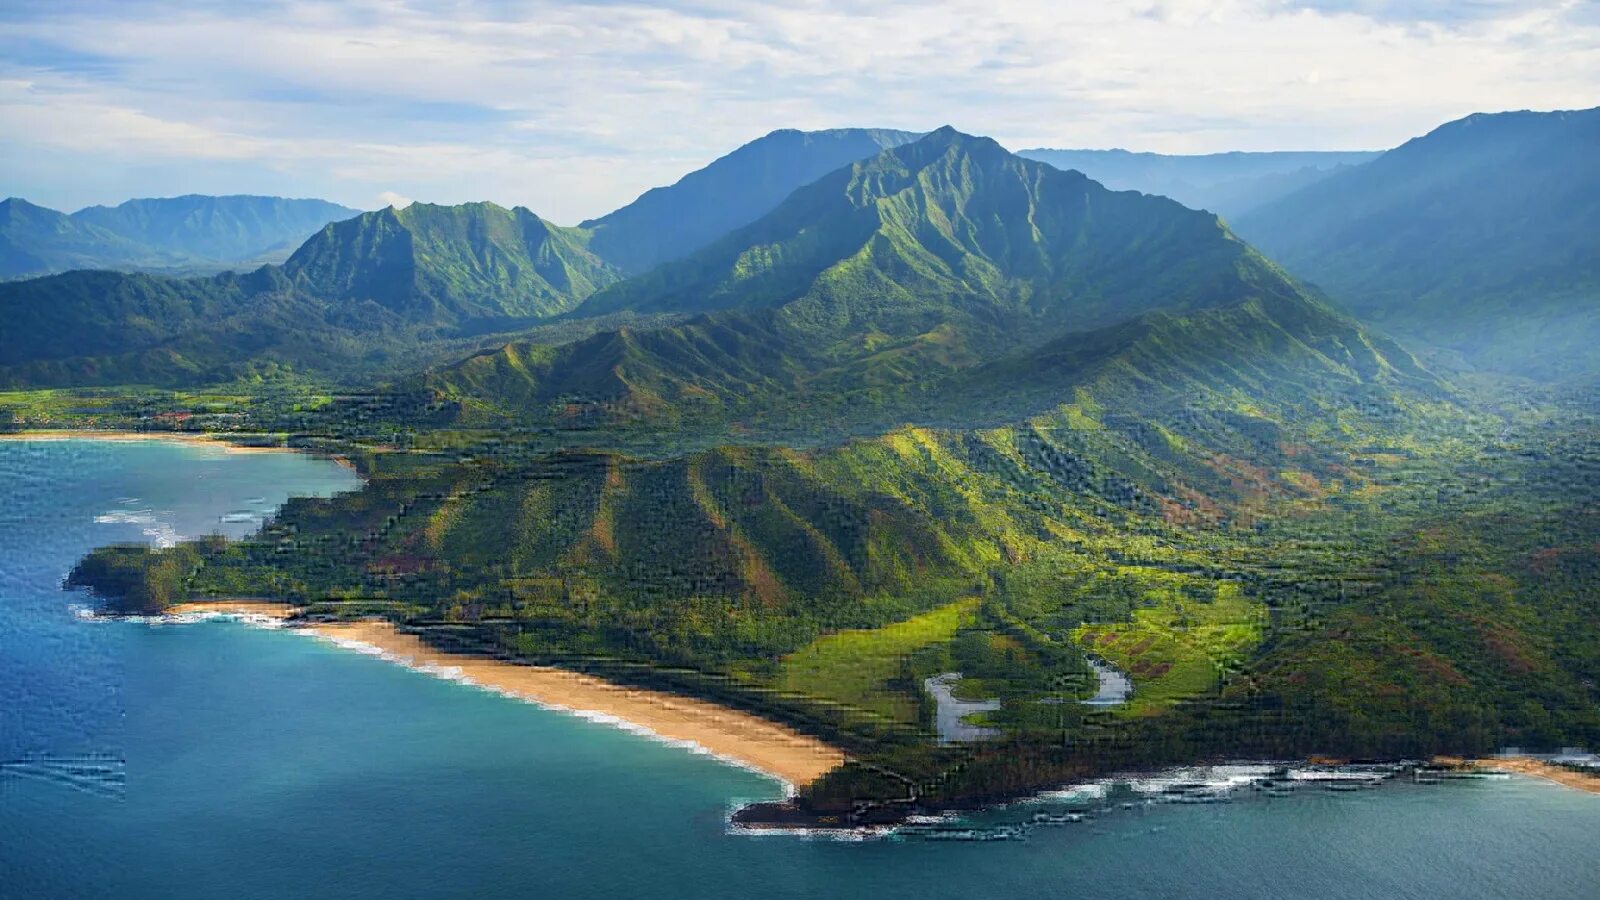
[93,507,183,548]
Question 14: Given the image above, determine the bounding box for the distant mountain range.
[1235,106,1600,378]
[1016,148,1377,218]
[0,195,360,280]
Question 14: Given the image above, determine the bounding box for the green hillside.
[581,127,1291,337]
[284,201,620,322]
[412,129,1420,438]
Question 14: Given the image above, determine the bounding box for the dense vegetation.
[33,118,1600,818]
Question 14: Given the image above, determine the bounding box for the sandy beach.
[304,620,846,790]
[156,601,847,789]
[0,429,291,454]
[1492,757,1600,795]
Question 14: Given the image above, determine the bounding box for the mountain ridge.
[0,194,360,280]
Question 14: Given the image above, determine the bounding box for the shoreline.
[1481,756,1600,796]
[125,607,1600,821]
[0,429,293,454]
[155,603,846,791]
[1,428,359,470]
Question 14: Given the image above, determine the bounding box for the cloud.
[0,1,1595,220]
[375,190,413,209]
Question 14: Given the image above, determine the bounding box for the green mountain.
[1017,148,1377,218]
[283,201,620,323]
[0,195,358,280]
[579,128,1307,337]
[581,128,921,274]
[413,129,1428,439]
[1233,107,1600,379]
[0,202,622,387]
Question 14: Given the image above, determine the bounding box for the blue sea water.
[2,438,1598,899]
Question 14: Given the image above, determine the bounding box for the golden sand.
[1433,755,1600,795]
[180,611,843,789]
[305,621,845,789]
[0,430,289,453]
[1490,757,1600,795]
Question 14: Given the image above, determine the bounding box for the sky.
[1,0,1595,224]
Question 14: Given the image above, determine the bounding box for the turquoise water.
[3,439,1599,899]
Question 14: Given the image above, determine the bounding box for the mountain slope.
[1017,149,1377,218]
[409,129,1431,438]
[284,202,620,322]
[581,128,921,274]
[1233,107,1600,378]
[0,195,358,280]
[579,127,1311,339]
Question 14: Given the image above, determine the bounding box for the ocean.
[2,438,1597,899]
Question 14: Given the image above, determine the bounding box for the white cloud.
[0,1,1595,219]
[375,190,412,209]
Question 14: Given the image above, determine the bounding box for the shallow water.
[3,439,1598,899]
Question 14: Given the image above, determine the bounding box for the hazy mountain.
[1016,148,1378,218]
[73,195,360,268]
[0,201,621,387]
[1234,107,1600,378]
[581,127,922,274]
[0,198,177,278]
[0,195,359,280]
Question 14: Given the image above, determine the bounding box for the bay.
[2,438,1596,899]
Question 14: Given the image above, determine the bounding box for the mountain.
[414,128,1429,435]
[1233,107,1600,379]
[0,195,359,280]
[0,198,174,278]
[284,202,620,323]
[0,202,622,387]
[581,128,921,274]
[580,127,1311,337]
[1016,148,1378,218]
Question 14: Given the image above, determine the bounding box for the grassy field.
[1073,581,1263,716]
[777,597,981,723]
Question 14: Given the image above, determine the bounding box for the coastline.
[1484,756,1600,796]
[156,603,846,791]
[0,429,292,454]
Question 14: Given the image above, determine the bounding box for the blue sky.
[1,0,1595,223]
